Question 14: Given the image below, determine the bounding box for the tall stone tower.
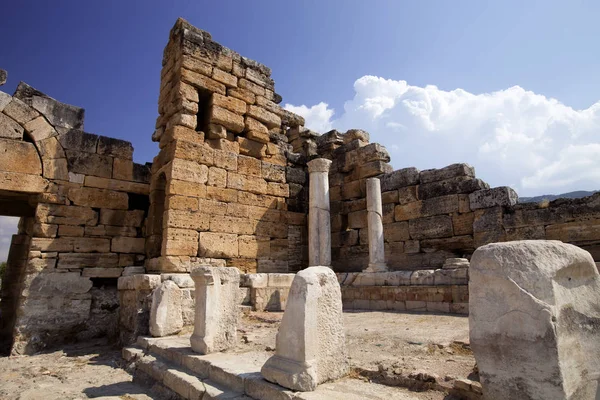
[146,18,307,274]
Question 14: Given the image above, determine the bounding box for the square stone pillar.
[364,177,387,272]
[307,158,332,267]
[261,266,348,391]
[190,266,240,354]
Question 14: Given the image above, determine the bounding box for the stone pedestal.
[261,266,348,391]
[190,266,240,354]
[364,178,387,272]
[470,241,600,400]
[307,158,332,267]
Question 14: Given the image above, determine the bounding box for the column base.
[261,354,318,392]
[190,334,211,355]
[364,263,388,273]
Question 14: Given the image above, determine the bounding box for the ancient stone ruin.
[1,17,600,399]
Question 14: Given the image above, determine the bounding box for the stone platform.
[124,335,425,399]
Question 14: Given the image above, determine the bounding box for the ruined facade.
[0,18,599,355]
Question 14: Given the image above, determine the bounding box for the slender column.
[364,177,387,272]
[307,158,332,267]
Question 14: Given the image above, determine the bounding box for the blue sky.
[1,1,600,198]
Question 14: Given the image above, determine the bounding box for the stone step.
[124,345,250,399]
[125,336,298,400]
[124,336,426,400]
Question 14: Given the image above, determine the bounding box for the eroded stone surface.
[149,280,183,337]
[470,240,600,400]
[190,265,240,354]
[261,266,348,391]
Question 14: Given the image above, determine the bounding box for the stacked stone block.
[0,83,151,354]
[147,18,308,274]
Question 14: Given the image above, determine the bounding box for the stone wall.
[0,83,150,354]
[145,18,309,275]
[296,128,600,272]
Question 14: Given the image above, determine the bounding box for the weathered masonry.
[0,18,599,354]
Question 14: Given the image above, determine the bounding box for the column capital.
[307,158,332,173]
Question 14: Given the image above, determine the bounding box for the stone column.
[190,266,240,354]
[364,177,387,272]
[307,158,332,267]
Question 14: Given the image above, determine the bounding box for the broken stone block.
[0,69,6,86]
[261,266,348,391]
[443,257,470,269]
[420,163,475,184]
[190,265,240,354]
[0,113,24,139]
[469,186,518,210]
[470,240,600,400]
[150,280,183,337]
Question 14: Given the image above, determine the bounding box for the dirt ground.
[237,310,475,383]
[0,339,155,400]
[0,311,475,399]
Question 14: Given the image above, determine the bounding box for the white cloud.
[284,102,334,133]
[0,216,19,263]
[286,76,600,196]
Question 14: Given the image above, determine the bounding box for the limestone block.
[0,91,10,111]
[239,78,266,96]
[262,162,285,183]
[36,204,98,226]
[3,97,39,125]
[161,273,194,288]
[23,116,57,141]
[28,271,92,296]
[212,68,238,88]
[84,176,149,195]
[112,237,145,254]
[418,177,489,201]
[171,140,214,166]
[383,221,409,242]
[0,112,24,139]
[198,232,238,258]
[470,240,600,400]
[546,220,600,243]
[180,68,226,95]
[163,227,199,256]
[453,212,475,235]
[245,116,269,135]
[210,105,244,133]
[238,235,270,258]
[37,137,65,159]
[100,209,145,227]
[66,150,112,178]
[237,136,267,158]
[82,267,123,278]
[211,93,245,114]
[420,163,475,184]
[398,185,419,204]
[213,149,238,171]
[443,258,470,269]
[59,130,98,153]
[97,136,133,159]
[228,87,256,104]
[123,266,145,276]
[169,158,209,184]
[238,155,261,177]
[408,215,454,240]
[247,105,281,129]
[0,70,6,86]
[42,158,69,180]
[469,186,518,210]
[57,253,119,269]
[190,265,240,353]
[68,187,129,209]
[150,280,184,337]
[0,139,42,175]
[261,266,348,391]
[410,270,435,285]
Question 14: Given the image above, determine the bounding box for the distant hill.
[519,190,599,203]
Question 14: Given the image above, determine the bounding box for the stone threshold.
[123,335,428,399]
